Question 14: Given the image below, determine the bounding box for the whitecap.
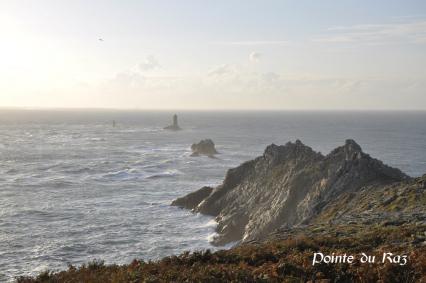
[206,232,218,243]
[145,169,182,179]
[201,219,217,228]
[32,264,50,274]
[101,168,149,181]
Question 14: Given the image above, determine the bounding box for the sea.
[0,109,425,281]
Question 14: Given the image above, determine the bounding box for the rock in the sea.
[191,139,218,157]
[164,114,181,131]
[172,139,410,245]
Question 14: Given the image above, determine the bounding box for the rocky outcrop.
[171,186,213,209]
[164,114,181,131]
[172,139,410,245]
[191,139,218,157]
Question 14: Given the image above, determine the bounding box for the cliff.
[172,139,410,245]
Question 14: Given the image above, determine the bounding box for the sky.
[0,0,426,110]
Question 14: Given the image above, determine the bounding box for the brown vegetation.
[17,224,426,283]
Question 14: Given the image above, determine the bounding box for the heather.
[17,223,426,282]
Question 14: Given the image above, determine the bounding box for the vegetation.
[17,224,426,283]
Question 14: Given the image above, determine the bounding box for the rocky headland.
[172,139,414,245]
[190,139,218,157]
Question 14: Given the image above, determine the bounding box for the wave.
[207,233,238,248]
[63,167,94,175]
[32,264,50,275]
[11,209,54,219]
[145,169,182,179]
[87,137,106,142]
[118,127,163,134]
[200,219,218,228]
[206,232,218,243]
[138,159,178,170]
[102,169,141,181]
[58,243,88,253]
[101,168,182,181]
[141,127,163,133]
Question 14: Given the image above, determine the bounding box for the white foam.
[146,169,182,179]
[201,219,218,228]
[206,232,218,243]
[32,263,49,274]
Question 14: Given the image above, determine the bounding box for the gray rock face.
[265,174,426,243]
[172,139,410,245]
[191,139,218,157]
[171,186,213,210]
[164,114,181,131]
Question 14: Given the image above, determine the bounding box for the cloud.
[138,55,161,71]
[207,64,236,76]
[313,20,426,45]
[249,52,261,62]
[97,48,426,109]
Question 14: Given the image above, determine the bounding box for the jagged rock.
[164,114,181,131]
[190,139,218,157]
[171,186,213,210]
[172,139,410,245]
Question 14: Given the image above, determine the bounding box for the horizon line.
[0,106,426,112]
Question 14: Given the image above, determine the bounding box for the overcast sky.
[1,0,426,110]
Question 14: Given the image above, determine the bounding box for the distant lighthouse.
[164,114,182,131]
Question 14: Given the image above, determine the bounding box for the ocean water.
[0,110,425,281]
